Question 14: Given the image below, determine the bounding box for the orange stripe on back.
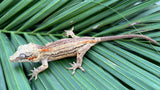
[40,40,96,52]
[78,40,96,44]
[40,49,51,52]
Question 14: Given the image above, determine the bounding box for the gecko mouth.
[10,59,30,63]
[9,57,28,63]
[10,58,18,63]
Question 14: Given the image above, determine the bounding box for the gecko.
[9,27,158,80]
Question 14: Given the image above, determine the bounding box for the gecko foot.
[67,62,85,75]
[64,27,79,38]
[64,27,74,37]
[28,67,39,81]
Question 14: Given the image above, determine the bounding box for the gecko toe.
[28,72,38,81]
[29,75,34,81]
[67,62,85,75]
[35,75,38,80]
[79,67,85,72]
[28,68,39,81]
[69,63,73,66]
[66,67,73,70]
[72,70,75,75]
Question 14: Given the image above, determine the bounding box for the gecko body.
[10,27,158,80]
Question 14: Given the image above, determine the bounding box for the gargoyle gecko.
[10,27,158,80]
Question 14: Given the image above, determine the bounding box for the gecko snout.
[9,57,15,62]
[10,59,14,62]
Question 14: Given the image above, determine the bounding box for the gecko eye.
[20,53,26,59]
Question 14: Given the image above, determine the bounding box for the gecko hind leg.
[67,43,95,75]
[64,27,79,38]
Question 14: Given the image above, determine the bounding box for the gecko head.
[10,43,39,63]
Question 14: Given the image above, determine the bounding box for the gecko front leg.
[29,57,48,80]
[64,27,79,38]
[67,43,95,75]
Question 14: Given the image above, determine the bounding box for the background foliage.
[0,0,160,89]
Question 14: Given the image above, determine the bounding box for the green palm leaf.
[0,0,160,89]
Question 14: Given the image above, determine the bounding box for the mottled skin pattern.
[10,27,158,80]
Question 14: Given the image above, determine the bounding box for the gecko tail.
[99,34,158,44]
